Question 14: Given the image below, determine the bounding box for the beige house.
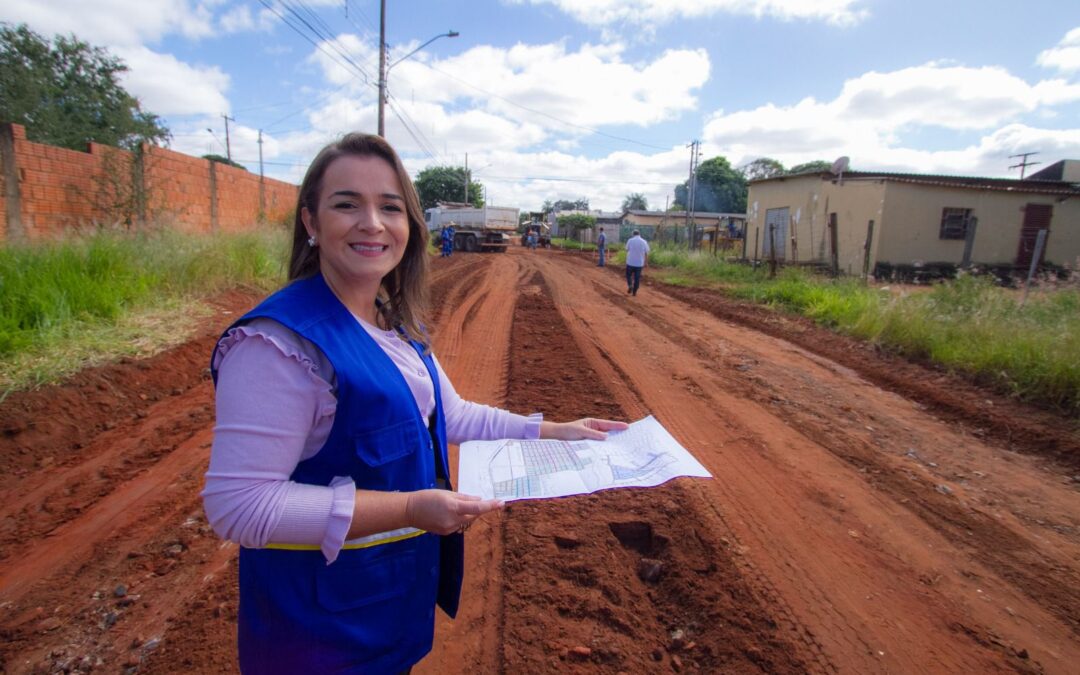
[746,162,1080,277]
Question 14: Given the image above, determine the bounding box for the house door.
[763,207,788,259]
[1016,203,1052,269]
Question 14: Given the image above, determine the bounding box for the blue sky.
[4,1,1079,211]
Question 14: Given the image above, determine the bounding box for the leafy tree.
[550,198,589,212]
[557,213,596,235]
[741,157,785,181]
[414,165,483,210]
[788,160,833,174]
[0,23,169,150]
[202,153,246,170]
[621,192,648,211]
[674,156,747,214]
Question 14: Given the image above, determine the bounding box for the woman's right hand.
[405,490,504,535]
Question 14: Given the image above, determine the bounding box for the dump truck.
[425,204,519,252]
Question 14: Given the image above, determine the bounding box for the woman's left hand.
[540,418,629,441]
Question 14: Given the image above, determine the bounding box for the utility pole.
[257,129,265,223]
[222,114,235,161]
[685,140,699,249]
[463,152,469,204]
[1009,152,1040,179]
[377,0,387,136]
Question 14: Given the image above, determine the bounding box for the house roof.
[751,168,1080,196]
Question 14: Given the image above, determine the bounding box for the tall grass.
[0,228,288,388]
[640,244,1080,414]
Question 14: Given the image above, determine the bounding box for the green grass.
[0,228,288,393]
[638,244,1080,414]
[552,237,594,251]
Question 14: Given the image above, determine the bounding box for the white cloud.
[0,0,216,46]
[219,5,275,34]
[300,34,708,160]
[703,62,1080,175]
[511,0,868,28]
[1037,27,1080,74]
[385,41,710,129]
[113,46,230,116]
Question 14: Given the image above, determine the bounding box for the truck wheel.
[463,235,477,252]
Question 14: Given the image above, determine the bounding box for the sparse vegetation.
[629,245,1080,414]
[0,228,288,392]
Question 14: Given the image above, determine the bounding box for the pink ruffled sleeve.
[202,320,354,563]
[433,355,542,444]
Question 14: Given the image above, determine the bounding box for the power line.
[258,0,375,87]
[386,96,440,162]
[278,0,376,83]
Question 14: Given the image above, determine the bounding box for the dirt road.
[2,248,1078,673]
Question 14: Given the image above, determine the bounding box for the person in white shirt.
[624,229,650,296]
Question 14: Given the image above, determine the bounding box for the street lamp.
[377,1,458,137]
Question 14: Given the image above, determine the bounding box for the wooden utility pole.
[961,216,978,267]
[685,140,699,249]
[222,114,235,161]
[463,153,469,204]
[862,219,875,283]
[377,0,387,136]
[768,223,778,278]
[257,129,265,223]
[828,213,839,276]
[1019,229,1048,307]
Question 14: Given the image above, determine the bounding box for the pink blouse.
[203,316,541,562]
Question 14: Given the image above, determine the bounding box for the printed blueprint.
[457,416,711,501]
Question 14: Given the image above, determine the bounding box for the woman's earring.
[307,235,317,248]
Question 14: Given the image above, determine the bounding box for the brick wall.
[0,123,298,242]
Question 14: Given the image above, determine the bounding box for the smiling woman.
[203,132,627,673]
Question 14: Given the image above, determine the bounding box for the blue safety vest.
[211,273,463,674]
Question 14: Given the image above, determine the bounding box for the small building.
[746,164,1080,278]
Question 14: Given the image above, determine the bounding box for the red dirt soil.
[1,247,1077,674]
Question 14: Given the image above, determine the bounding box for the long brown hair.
[288,133,431,347]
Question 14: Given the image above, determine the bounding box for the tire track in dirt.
[418,252,520,674]
[497,264,811,673]
[590,282,1080,638]
[531,252,1061,672]
[3,250,1077,673]
[654,284,1080,470]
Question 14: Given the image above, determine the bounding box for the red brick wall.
[0,123,297,242]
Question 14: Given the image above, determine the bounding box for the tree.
[414,165,483,210]
[621,193,648,211]
[787,160,834,175]
[548,198,589,212]
[202,154,246,170]
[557,213,595,236]
[674,156,747,214]
[0,23,169,151]
[741,157,785,181]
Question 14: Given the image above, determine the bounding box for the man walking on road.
[597,227,607,267]
[624,229,650,296]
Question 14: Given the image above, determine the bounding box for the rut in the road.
[498,270,811,673]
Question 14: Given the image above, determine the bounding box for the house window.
[939,207,971,240]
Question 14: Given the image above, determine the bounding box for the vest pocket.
[353,419,422,466]
[315,548,416,612]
